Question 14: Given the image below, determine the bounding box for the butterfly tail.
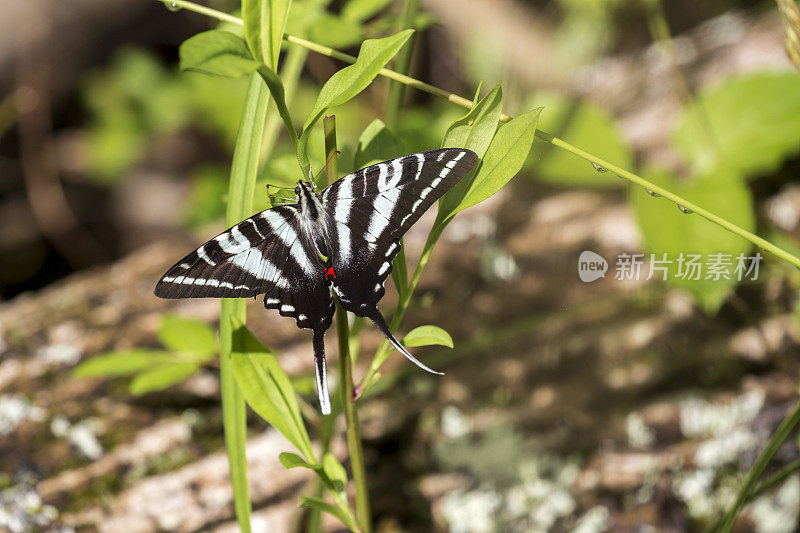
[312,327,332,415]
[366,309,444,376]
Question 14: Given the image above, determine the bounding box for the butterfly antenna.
[312,327,332,415]
[367,310,444,375]
[312,150,342,184]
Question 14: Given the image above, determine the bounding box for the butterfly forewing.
[155,205,333,331]
[321,148,478,315]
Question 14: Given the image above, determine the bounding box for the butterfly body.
[155,148,479,414]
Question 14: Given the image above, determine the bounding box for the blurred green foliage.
[527,91,632,188]
[82,47,247,182]
[673,72,800,177]
[73,314,217,395]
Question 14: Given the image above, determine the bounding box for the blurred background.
[2,0,800,531]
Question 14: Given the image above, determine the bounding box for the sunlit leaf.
[674,72,800,177]
[299,30,414,167]
[300,497,359,532]
[242,0,292,69]
[72,350,171,378]
[631,166,755,313]
[402,325,454,349]
[353,118,405,169]
[179,30,260,78]
[528,92,631,187]
[440,107,541,223]
[441,84,502,159]
[129,362,199,395]
[158,314,217,356]
[229,318,314,460]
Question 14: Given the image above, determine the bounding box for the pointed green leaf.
[179,30,261,78]
[322,453,348,494]
[437,85,504,223]
[158,314,217,356]
[353,118,405,169]
[242,0,292,69]
[447,107,541,220]
[441,84,502,159]
[402,325,454,349]
[280,451,320,470]
[72,349,172,378]
[299,30,413,172]
[229,318,314,460]
[129,362,199,395]
[299,497,359,532]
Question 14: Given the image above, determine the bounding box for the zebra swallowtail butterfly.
[155,148,478,414]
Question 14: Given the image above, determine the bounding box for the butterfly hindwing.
[321,148,478,315]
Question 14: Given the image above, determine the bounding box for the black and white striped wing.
[155,205,333,332]
[321,148,478,316]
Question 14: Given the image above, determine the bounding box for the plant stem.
[324,115,371,532]
[715,400,800,532]
[219,72,270,533]
[160,0,242,24]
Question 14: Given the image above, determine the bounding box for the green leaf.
[72,349,172,378]
[528,92,632,187]
[299,30,414,174]
[342,0,393,21]
[441,107,542,223]
[674,71,800,177]
[179,30,261,78]
[353,118,406,169]
[218,72,271,533]
[631,166,755,313]
[242,0,292,69]
[322,453,348,494]
[402,325,454,349]
[129,362,199,395]
[436,86,504,224]
[299,497,359,532]
[230,318,315,460]
[441,84,502,159]
[279,451,320,470]
[307,14,364,48]
[158,314,217,356]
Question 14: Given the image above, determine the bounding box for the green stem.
[335,297,371,532]
[715,400,800,532]
[160,0,242,24]
[539,131,800,269]
[324,115,371,532]
[219,72,270,533]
